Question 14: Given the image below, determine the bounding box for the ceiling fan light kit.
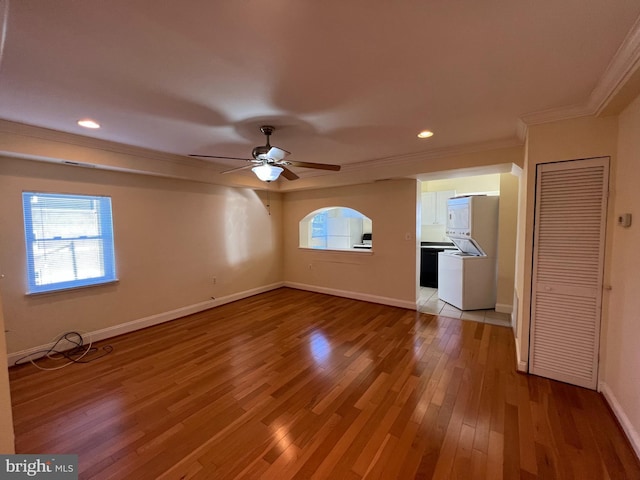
[252,164,283,182]
[189,125,340,182]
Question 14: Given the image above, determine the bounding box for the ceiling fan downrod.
[252,125,275,159]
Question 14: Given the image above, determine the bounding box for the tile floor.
[418,287,512,327]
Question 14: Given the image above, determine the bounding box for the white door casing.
[529,157,609,390]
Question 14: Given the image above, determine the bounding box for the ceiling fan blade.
[286,161,341,171]
[189,154,253,161]
[280,166,299,181]
[220,164,255,174]
[267,146,290,161]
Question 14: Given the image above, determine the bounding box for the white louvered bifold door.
[529,157,609,390]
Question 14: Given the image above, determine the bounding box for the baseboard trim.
[7,282,284,366]
[284,282,416,310]
[600,382,640,461]
[515,338,528,372]
[494,303,513,314]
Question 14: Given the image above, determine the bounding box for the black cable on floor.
[13,331,113,370]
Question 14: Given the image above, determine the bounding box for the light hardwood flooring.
[9,288,640,479]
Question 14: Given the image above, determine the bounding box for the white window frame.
[22,191,117,294]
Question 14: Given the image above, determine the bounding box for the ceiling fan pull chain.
[266,189,271,216]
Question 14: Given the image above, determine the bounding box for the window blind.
[22,192,117,294]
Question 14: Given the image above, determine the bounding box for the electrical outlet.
[213,276,217,284]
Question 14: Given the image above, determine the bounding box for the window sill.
[26,279,120,296]
[298,247,373,255]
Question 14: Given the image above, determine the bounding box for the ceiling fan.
[189,125,341,182]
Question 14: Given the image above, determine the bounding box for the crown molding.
[520,15,640,128]
[1,118,517,169]
[0,124,523,191]
[0,0,8,71]
[0,119,211,169]
[515,118,528,143]
[519,103,594,127]
[0,119,276,190]
[590,14,640,115]
[338,137,523,174]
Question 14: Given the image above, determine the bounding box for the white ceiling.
[1,1,640,188]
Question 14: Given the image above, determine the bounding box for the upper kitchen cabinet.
[421,190,456,226]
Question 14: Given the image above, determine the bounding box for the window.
[22,192,117,294]
[311,210,328,241]
[299,207,372,250]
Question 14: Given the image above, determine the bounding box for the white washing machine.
[437,251,497,310]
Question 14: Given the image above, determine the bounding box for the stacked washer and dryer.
[437,195,499,310]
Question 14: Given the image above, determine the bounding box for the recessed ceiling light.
[417,130,434,138]
[77,119,101,129]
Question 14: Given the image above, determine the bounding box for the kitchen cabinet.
[420,243,457,287]
[420,248,439,287]
[421,190,455,226]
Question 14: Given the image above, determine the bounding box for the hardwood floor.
[9,288,640,479]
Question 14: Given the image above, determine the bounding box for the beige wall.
[604,92,640,449]
[515,115,618,369]
[496,172,519,312]
[0,291,15,453]
[0,157,283,354]
[283,179,419,306]
[421,173,501,194]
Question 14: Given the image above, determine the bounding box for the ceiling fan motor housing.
[252,145,271,160]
